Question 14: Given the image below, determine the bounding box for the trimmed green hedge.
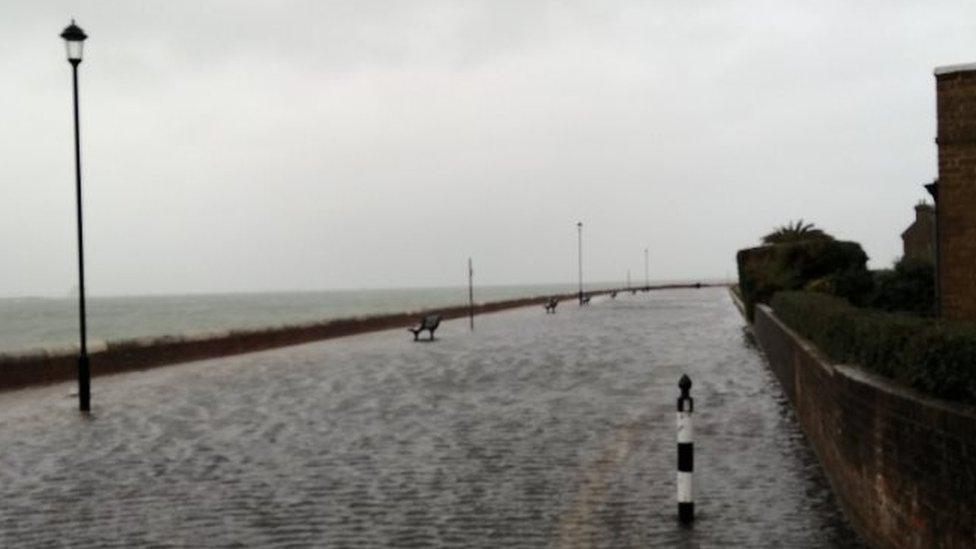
[868,258,935,316]
[771,291,976,404]
[736,239,871,320]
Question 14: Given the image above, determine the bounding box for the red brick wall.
[754,304,976,549]
[936,68,976,320]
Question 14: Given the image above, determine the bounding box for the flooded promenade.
[0,288,860,547]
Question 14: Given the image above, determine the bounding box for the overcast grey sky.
[2,1,974,297]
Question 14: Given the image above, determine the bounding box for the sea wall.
[728,285,746,317]
[0,283,719,392]
[753,304,976,548]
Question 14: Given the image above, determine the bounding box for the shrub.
[868,258,935,316]
[770,291,976,404]
[736,239,871,320]
[804,276,835,294]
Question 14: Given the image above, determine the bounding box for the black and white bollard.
[677,374,694,524]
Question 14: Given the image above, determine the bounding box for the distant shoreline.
[0,279,733,301]
[0,283,723,393]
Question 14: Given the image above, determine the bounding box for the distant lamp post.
[61,20,90,413]
[644,247,649,289]
[577,222,584,304]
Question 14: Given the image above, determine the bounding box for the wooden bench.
[408,314,441,341]
[610,291,617,299]
[580,295,591,305]
[544,298,558,314]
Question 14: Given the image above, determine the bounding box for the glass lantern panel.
[65,40,84,61]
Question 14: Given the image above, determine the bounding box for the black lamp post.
[61,20,90,413]
[577,222,583,304]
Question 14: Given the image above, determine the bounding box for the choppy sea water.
[0,283,625,354]
[0,288,862,547]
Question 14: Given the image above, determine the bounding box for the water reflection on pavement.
[0,288,862,547]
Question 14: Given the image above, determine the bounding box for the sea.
[0,282,634,355]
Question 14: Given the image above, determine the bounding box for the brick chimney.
[934,63,976,321]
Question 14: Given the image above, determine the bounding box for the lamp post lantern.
[61,20,90,413]
[576,222,583,305]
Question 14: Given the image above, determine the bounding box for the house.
[900,202,935,263]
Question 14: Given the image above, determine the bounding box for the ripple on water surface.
[0,288,862,547]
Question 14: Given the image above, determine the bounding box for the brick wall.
[936,66,976,320]
[754,304,975,548]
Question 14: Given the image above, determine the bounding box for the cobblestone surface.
[0,288,861,547]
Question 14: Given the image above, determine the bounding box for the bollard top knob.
[677,375,693,412]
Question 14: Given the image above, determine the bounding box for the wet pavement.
[0,288,862,547]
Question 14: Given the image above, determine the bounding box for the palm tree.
[761,220,833,244]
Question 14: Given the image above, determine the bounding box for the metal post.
[677,374,694,524]
[468,257,474,331]
[577,222,583,305]
[71,60,90,413]
[644,247,649,290]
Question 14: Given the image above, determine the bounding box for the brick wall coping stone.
[935,62,976,76]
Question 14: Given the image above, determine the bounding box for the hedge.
[771,291,976,404]
[736,239,871,321]
[868,258,935,316]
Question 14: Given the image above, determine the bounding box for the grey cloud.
[1,1,973,296]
